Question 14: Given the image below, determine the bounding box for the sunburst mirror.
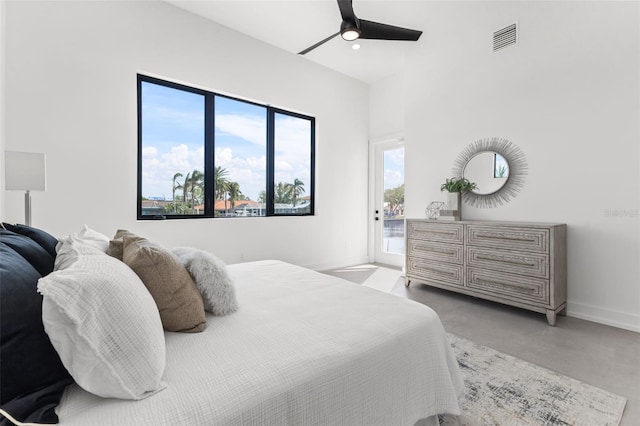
[451,137,528,208]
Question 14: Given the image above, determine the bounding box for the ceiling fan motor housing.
[340,18,361,40]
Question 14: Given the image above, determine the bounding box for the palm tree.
[214,166,230,201]
[189,170,204,213]
[172,172,183,213]
[274,182,290,204]
[181,172,191,212]
[286,178,305,207]
[227,181,242,213]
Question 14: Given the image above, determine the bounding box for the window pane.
[214,97,267,217]
[273,113,312,215]
[140,81,205,216]
[383,147,405,255]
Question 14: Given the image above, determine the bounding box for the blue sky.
[141,82,311,201]
[384,147,405,190]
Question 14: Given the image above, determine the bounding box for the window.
[273,112,313,215]
[137,75,315,219]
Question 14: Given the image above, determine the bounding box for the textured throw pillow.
[38,252,167,400]
[55,233,108,271]
[0,228,73,425]
[107,229,138,260]
[75,224,110,252]
[173,247,239,316]
[123,236,206,333]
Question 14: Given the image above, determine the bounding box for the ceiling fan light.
[341,28,360,41]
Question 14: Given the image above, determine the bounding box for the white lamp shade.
[5,151,47,191]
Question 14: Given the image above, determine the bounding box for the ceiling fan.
[298,0,423,55]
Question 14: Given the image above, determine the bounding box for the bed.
[1,225,463,426]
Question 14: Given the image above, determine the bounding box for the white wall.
[371,1,640,331]
[3,0,370,270]
[369,72,405,140]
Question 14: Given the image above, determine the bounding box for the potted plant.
[440,177,477,221]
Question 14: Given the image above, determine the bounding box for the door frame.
[368,134,405,267]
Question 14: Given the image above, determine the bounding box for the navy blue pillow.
[0,230,54,276]
[0,228,73,425]
[2,223,58,258]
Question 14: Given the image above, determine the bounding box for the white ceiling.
[164,0,427,84]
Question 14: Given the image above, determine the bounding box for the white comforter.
[56,260,463,425]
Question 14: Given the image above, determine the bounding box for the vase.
[446,192,462,221]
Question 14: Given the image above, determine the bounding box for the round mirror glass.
[462,152,509,195]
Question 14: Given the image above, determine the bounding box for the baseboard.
[303,256,371,272]
[567,301,640,333]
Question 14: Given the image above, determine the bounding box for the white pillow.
[38,252,167,400]
[172,247,239,316]
[76,224,110,252]
[55,234,111,274]
[54,226,110,270]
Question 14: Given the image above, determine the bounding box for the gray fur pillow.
[172,247,238,316]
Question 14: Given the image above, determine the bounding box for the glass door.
[371,139,405,267]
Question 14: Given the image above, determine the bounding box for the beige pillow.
[107,229,138,260]
[122,236,206,333]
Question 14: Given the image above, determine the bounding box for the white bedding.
[56,260,463,425]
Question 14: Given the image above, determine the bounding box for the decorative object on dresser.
[425,201,446,219]
[405,219,566,326]
[439,177,477,221]
[452,137,528,208]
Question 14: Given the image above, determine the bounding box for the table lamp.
[4,151,47,226]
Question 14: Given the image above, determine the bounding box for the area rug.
[440,334,627,426]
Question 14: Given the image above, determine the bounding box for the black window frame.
[137,74,315,220]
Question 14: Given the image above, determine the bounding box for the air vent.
[493,23,517,51]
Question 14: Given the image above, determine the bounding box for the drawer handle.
[476,255,536,267]
[416,245,456,256]
[414,265,456,277]
[414,229,456,236]
[474,278,536,292]
[476,232,536,243]
[429,268,456,277]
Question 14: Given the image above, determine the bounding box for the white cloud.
[273,115,311,186]
[215,146,266,200]
[142,144,204,199]
[384,169,404,190]
[216,114,266,147]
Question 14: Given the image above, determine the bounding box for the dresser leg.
[545,310,557,326]
[405,279,411,288]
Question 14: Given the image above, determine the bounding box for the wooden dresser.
[405,219,566,325]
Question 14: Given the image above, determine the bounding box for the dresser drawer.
[407,221,464,244]
[466,246,549,278]
[408,240,464,265]
[466,225,549,253]
[407,256,463,287]
[466,267,549,305]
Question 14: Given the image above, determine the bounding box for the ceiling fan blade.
[337,0,357,22]
[298,32,340,55]
[359,19,422,41]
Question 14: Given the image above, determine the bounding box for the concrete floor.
[391,279,640,425]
